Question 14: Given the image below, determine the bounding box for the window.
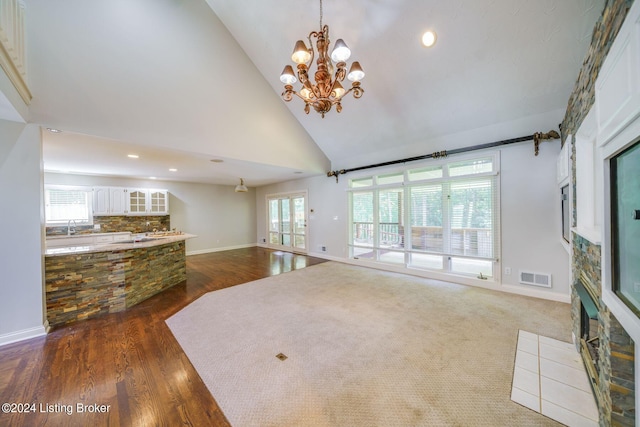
[561,184,570,243]
[348,155,499,278]
[45,186,93,225]
[611,139,640,316]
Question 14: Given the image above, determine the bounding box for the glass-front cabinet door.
[128,189,147,214]
[149,190,167,214]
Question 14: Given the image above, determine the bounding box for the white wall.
[500,139,570,297]
[0,122,47,345]
[256,174,349,257]
[257,140,570,302]
[44,174,257,254]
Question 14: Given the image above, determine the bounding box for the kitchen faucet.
[67,219,77,236]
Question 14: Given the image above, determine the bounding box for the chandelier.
[279,0,365,118]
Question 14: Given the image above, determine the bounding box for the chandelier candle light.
[280,0,365,118]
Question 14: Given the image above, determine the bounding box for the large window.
[45,186,93,225]
[348,155,500,278]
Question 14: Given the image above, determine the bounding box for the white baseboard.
[499,283,571,304]
[0,323,48,347]
[307,251,570,303]
[186,243,256,256]
[201,247,569,303]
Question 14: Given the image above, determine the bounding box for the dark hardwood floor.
[0,247,327,427]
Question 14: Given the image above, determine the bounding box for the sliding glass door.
[268,192,307,252]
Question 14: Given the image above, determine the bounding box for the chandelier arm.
[282,87,294,102]
[337,86,353,101]
[351,85,364,99]
[291,91,315,102]
[328,79,342,100]
[307,32,317,66]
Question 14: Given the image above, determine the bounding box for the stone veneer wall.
[45,241,185,327]
[561,0,635,425]
[46,215,170,236]
[610,313,636,425]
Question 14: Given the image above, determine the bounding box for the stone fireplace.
[572,234,636,426]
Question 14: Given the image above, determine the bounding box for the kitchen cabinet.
[93,187,128,215]
[127,188,169,215]
[149,190,168,214]
[109,187,127,215]
[94,187,169,216]
[127,189,148,214]
[93,187,110,215]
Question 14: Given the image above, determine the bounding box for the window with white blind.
[348,154,500,278]
[45,186,93,225]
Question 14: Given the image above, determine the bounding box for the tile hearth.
[511,330,598,426]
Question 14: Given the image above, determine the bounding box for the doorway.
[267,192,307,253]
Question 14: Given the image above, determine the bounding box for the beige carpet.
[166,262,570,426]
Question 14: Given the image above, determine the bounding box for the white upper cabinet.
[127,189,148,214]
[109,187,127,215]
[94,187,169,216]
[149,190,168,214]
[126,188,169,215]
[93,187,110,215]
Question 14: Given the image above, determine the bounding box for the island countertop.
[45,233,195,327]
[45,233,197,256]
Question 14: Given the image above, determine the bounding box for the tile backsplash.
[46,215,170,236]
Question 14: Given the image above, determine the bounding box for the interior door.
[267,193,307,252]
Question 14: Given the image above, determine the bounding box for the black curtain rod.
[327,130,560,182]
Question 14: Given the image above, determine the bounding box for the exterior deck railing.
[352,222,492,257]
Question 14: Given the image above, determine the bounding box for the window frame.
[44,185,94,226]
[347,152,500,279]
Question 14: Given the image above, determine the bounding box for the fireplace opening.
[576,274,601,402]
[580,300,600,379]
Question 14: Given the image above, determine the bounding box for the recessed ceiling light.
[169,168,177,172]
[149,176,157,180]
[210,159,224,163]
[127,154,139,159]
[421,30,437,48]
[46,128,62,133]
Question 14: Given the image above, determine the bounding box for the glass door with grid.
[268,193,307,252]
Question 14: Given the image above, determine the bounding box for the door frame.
[265,190,308,254]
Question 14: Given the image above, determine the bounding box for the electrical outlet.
[262,238,266,243]
[504,267,511,275]
[321,246,327,252]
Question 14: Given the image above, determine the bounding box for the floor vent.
[519,271,552,288]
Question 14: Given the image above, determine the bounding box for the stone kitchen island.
[44,233,195,328]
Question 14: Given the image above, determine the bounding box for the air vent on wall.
[519,271,552,288]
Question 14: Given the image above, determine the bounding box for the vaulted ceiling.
[10,0,605,185]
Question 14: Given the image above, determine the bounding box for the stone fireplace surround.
[563,0,639,425]
[571,235,635,426]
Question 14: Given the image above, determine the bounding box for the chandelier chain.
[319,0,323,29]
